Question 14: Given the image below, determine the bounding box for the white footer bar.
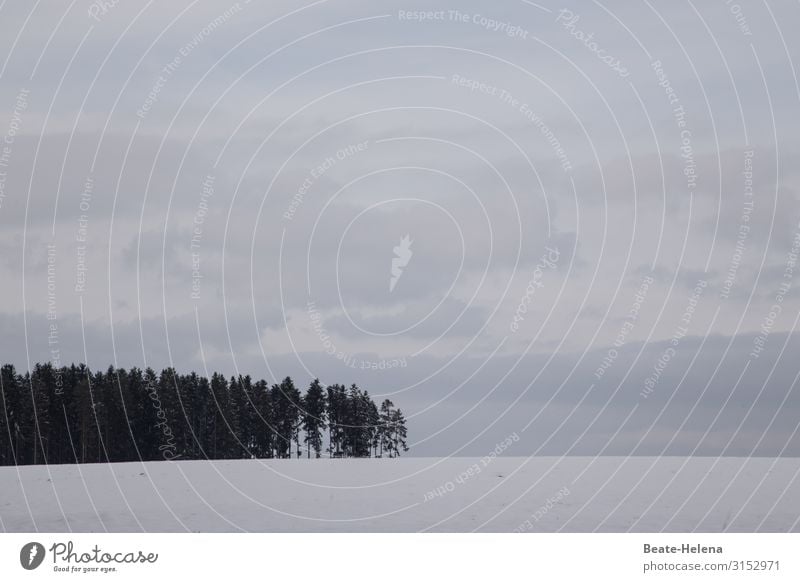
[1,533,797,581]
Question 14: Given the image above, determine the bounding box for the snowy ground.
[1,457,799,532]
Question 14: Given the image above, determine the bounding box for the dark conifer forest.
[0,363,409,466]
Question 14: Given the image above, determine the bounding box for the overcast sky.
[1,0,799,456]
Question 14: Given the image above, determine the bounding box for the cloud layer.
[1,0,799,457]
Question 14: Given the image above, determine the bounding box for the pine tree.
[271,377,301,459]
[326,384,347,457]
[124,367,146,461]
[366,397,380,458]
[207,372,231,460]
[179,372,205,460]
[250,379,274,458]
[228,375,249,458]
[156,368,182,461]
[0,365,18,465]
[345,384,360,457]
[344,386,374,458]
[30,363,53,464]
[390,408,409,457]
[302,379,326,458]
[379,399,395,458]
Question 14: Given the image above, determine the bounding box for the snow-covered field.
[2,457,799,532]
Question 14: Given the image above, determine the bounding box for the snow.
[1,457,799,532]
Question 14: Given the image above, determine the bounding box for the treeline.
[0,363,408,466]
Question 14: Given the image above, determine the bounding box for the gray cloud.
[1,0,799,456]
